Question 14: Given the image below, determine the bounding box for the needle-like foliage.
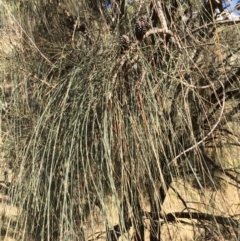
[1,0,240,240]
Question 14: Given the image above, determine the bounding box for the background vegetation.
[0,0,240,240]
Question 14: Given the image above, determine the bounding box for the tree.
[1,0,240,240]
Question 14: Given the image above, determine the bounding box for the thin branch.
[169,80,225,165]
[165,212,239,227]
[203,154,240,184]
[155,1,168,31]
[145,211,239,227]
[1,1,56,68]
[144,28,182,51]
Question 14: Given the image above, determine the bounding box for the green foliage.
[0,0,240,240]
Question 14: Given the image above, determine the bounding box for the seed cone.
[135,15,151,41]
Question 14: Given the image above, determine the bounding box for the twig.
[5,58,55,88]
[169,80,225,165]
[145,210,239,227]
[155,1,168,31]
[144,28,182,51]
[1,1,56,68]
[108,41,139,102]
[184,18,240,41]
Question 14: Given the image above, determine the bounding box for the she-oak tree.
[3,0,240,240]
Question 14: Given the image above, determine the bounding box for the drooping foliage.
[1,0,240,240]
